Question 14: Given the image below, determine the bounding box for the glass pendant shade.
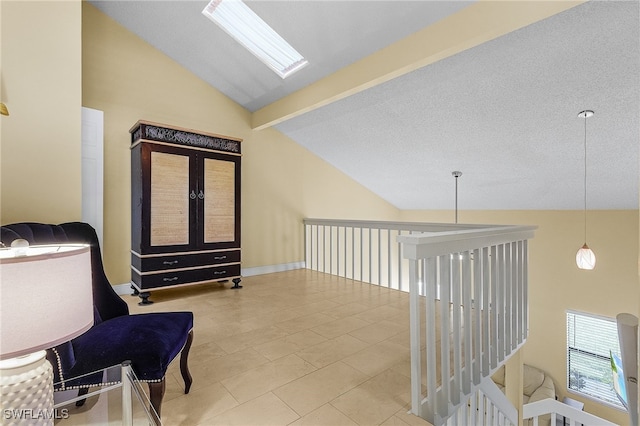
[576,243,596,270]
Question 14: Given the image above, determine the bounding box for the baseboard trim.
[114,282,134,295]
[242,261,305,277]
[112,261,306,295]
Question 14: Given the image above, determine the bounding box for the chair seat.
[62,312,193,385]
[2,222,195,416]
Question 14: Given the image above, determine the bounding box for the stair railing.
[445,376,518,426]
[303,219,537,425]
[303,218,493,292]
[523,398,618,426]
[398,224,536,425]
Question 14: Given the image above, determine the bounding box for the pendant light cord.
[455,176,458,224]
[583,113,588,243]
[452,171,462,224]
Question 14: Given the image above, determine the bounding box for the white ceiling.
[90,0,639,210]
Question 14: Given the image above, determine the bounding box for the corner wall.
[1,1,82,223]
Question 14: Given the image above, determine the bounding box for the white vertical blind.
[566,310,623,407]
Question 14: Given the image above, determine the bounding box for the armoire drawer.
[132,263,241,290]
[132,250,240,272]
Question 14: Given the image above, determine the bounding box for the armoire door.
[145,144,196,250]
[198,152,241,249]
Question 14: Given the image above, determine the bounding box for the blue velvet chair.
[0,222,193,417]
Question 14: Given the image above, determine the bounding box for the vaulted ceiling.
[90,0,639,210]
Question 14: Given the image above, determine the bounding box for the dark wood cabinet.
[130,121,242,304]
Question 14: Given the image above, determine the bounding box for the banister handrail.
[304,217,502,232]
[523,398,618,426]
[398,225,537,259]
[477,376,519,424]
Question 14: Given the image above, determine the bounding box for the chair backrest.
[0,222,129,323]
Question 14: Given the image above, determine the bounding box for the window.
[202,0,308,78]
[567,310,622,408]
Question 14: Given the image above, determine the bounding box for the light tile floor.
[98,270,436,425]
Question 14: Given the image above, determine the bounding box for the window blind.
[567,310,622,407]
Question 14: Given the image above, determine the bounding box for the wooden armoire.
[130,121,242,304]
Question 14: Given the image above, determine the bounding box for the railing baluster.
[470,387,477,425]
[481,247,490,376]
[497,243,505,362]
[352,228,357,279]
[473,248,482,385]
[511,241,517,346]
[316,225,320,271]
[425,257,438,418]
[387,229,392,288]
[368,227,372,284]
[359,228,364,281]
[307,224,311,269]
[451,254,462,406]
[523,240,529,341]
[409,258,422,416]
[398,230,403,291]
[463,251,472,394]
[505,242,512,353]
[439,255,451,418]
[343,226,347,279]
[304,224,308,269]
[490,245,498,369]
[330,225,333,274]
[512,242,518,350]
[516,240,523,345]
[378,228,382,286]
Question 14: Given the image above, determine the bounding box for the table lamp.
[0,242,93,424]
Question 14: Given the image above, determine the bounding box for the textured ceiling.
[90,0,639,210]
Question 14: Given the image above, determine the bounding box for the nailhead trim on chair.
[51,347,165,389]
[50,347,67,391]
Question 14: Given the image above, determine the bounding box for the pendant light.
[575,110,595,270]
[452,171,462,224]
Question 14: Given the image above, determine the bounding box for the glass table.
[53,362,161,425]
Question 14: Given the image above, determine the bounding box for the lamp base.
[0,351,55,425]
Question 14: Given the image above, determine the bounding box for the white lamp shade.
[576,243,596,270]
[0,245,93,360]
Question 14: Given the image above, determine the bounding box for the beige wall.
[1,1,82,223]
[402,209,639,424]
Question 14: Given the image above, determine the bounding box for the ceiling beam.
[251,0,585,131]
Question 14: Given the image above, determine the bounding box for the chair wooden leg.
[148,379,165,418]
[180,330,194,394]
[75,387,89,407]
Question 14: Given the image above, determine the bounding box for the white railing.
[398,224,537,426]
[523,398,618,426]
[303,218,492,292]
[444,376,518,426]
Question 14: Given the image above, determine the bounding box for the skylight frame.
[202,0,308,79]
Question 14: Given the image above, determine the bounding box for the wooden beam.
[251,0,585,130]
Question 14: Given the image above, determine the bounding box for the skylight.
[202,0,308,79]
